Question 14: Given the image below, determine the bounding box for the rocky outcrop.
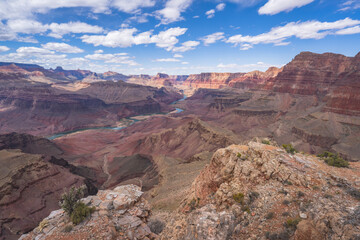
[20,185,156,240]
[0,149,86,239]
[160,141,360,239]
[184,72,245,89]
[229,67,282,89]
[264,51,360,116]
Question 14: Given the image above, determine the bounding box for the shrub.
[282,144,297,155]
[312,185,320,191]
[262,140,270,145]
[241,205,251,214]
[282,200,290,205]
[148,219,165,234]
[70,202,95,225]
[266,212,274,220]
[249,191,260,203]
[63,225,73,233]
[284,217,301,229]
[297,191,305,198]
[318,151,349,168]
[59,185,86,215]
[188,198,200,211]
[233,193,245,205]
[237,152,242,158]
[279,189,288,195]
[283,180,293,186]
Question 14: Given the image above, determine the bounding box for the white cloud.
[94,50,104,54]
[0,46,10,52]
[217,61,278,72]
[42,42,84,53]
[258,0,314,15]
[154,58,180,62]
[181,61,189,64]
[48,22,104,38]
[111,0,155,13]
[172,41,200,52]
[339,0,360,11]
[216,3,226,11]
[85,53,138,65]
[173,54,183,58]
[225,0,262,7]
[156,0,193,24]
[16,47,54,55]
[0,0,156,21]
[206,9,215,18]
[81,27,188,51]
[226,18,360,49]
[201,32,225,45]
[7,19,48,34]
[336,25,360,35]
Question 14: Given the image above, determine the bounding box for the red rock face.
[264,51,360,115]
[184,72,245,89]
[228,67,282,89]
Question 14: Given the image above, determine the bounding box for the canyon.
[1,51,360,239]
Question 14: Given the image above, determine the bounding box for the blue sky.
[0,0,359,75]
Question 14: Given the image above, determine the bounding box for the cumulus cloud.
[206,3,226,19]
[85,52,138,65]
[0,0,155,21]
[42,42,84,53]
[81,27,188,51]
[258,0,314,15]
[154,58,180,62]
[0,46,10,52]
[226,18,360,50]
[173,54,183,58]
[7,19,48,34]
[206,9,216,18]
[336,25,360,34]
[48,22,104,38]
[216,3,226,11]
[201,32,225,45]
[156,0,193,24]
[172,40,200,52]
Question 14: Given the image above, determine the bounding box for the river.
[47,94,187,140]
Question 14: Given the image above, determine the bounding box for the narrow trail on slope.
[102,153,112,188]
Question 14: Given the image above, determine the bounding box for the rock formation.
[184,72,245,89]
[160,141,360,239]
[20,185,156,240]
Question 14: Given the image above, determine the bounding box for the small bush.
[59,185,86,215]
[283,180,293,186]
[233,193,245,205]
[282,144,297,155]
[284,217,301,229]
[249,191,260,203]
[266,212,274,219]
[282,200,290,205]
[63,225,73,233]
[237,152,242,158]
[262,140,270,145]
[279,189,288,195]
[188,198,200,211]
[282,212,290,217]
[148,219,165,234]
[312,185,320,191]
[297,191,305,198]
[318,151,349,168]
[70,202,95,225]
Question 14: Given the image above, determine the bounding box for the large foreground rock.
[20,185,156,240]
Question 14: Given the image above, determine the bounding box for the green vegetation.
[297,191,305,198]
[63,225,73,233]
[59,185,86,215]
[70,202,96,225]
[284,217,302,229]
[283,180,293,186]
[241,205,251,214]
[282,200,290,205]
[262,140,270,145]
[59,185,95,225]
[318,151,349,168]
[188,198,200,211]
[282,144,297,155]
[237,152,242,158]
[265,212,274,220]
[233,193,245,205]
[249,191,260,203]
